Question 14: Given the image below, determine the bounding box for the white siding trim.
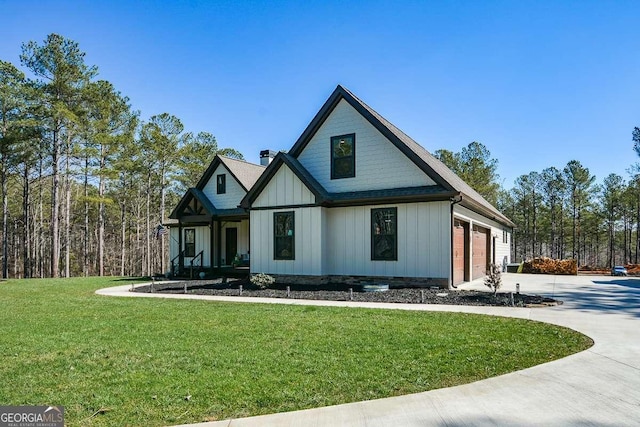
[179,226,211,267]
[251,202,452,280]
[325,202,450,278]
[169,227,179,266]
[297,99,436,192]
[250,207,323,275]
[202,164,247,209]
[253,163,316,208]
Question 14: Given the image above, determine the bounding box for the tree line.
[0,34,241,279]
[2,33,638,279]
[436,139,640,269]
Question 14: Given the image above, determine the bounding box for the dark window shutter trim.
[371,207,397,261]
[274,211,295,260]
[330,133,356,179]
[217,174,226,194]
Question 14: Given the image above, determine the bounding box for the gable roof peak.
[240,152,328,208]
[195,154,266,192]
[287,86,514,228]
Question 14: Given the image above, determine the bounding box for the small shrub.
[250,273,275,289]
[484,264,502,295]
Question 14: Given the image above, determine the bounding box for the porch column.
[209,217,215,271]
[178,222,183,272]
[217,220,222,270]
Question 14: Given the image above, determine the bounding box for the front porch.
[168,188,251,278]
[169,216,251,277]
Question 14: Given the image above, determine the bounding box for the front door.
[225,228,237,266]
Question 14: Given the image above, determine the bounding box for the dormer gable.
[169,188,216,221]
[196,155,265,192]
[196,155,266,210]
[241,153,327,209]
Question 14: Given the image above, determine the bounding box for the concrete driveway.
[99,273,640,426]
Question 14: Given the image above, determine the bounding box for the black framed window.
[217,174,226,194]
[503,230,508,244]
[184,229,195,257]
[274,211,295,260]
[331,133,355,179]
[371,208,397,261]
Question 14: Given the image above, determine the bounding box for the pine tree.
[20,34,97,278]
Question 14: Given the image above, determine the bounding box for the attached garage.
[453,219,468,286]
[472,225,489,280]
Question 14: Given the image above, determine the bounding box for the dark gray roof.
[242,153,462,209]
[196,155,265,193]
[327,185,457,206]
[213,208,247,217]
[218,155,266,191]
[288,85,514,228]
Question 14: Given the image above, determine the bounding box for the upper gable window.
[331,133,355,179]
[217,174,226,194]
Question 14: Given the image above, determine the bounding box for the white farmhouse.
[240,85,514,288]
[169,85,513,287]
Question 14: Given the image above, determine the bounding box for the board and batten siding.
[169,227,179,265]
[250,207,324,275]
[325,202,451,279]
[179,225,211,267]
[252,164,316,208]
[297,99,436,193]
[202,163,247,209]
[219,219,250,265]
[453,204,511,268]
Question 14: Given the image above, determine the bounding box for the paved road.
[97,273,640,426]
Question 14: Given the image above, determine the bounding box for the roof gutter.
[322,191,459,208]
[459,197,515,229]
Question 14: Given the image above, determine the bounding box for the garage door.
[453,220,466,285]
[472,225,488,280]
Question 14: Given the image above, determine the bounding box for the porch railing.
[171,250,185,277]
[189,250,204,279]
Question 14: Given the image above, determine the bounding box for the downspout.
[449,194,463,290]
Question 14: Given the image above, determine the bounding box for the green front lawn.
[0,277,592,426]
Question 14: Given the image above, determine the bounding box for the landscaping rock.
[133,279,560,307]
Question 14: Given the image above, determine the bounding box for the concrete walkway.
[97,274,640,426]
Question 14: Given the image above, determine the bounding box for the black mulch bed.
[133,279,561,307]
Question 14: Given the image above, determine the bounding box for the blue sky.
[2,0,639,188]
